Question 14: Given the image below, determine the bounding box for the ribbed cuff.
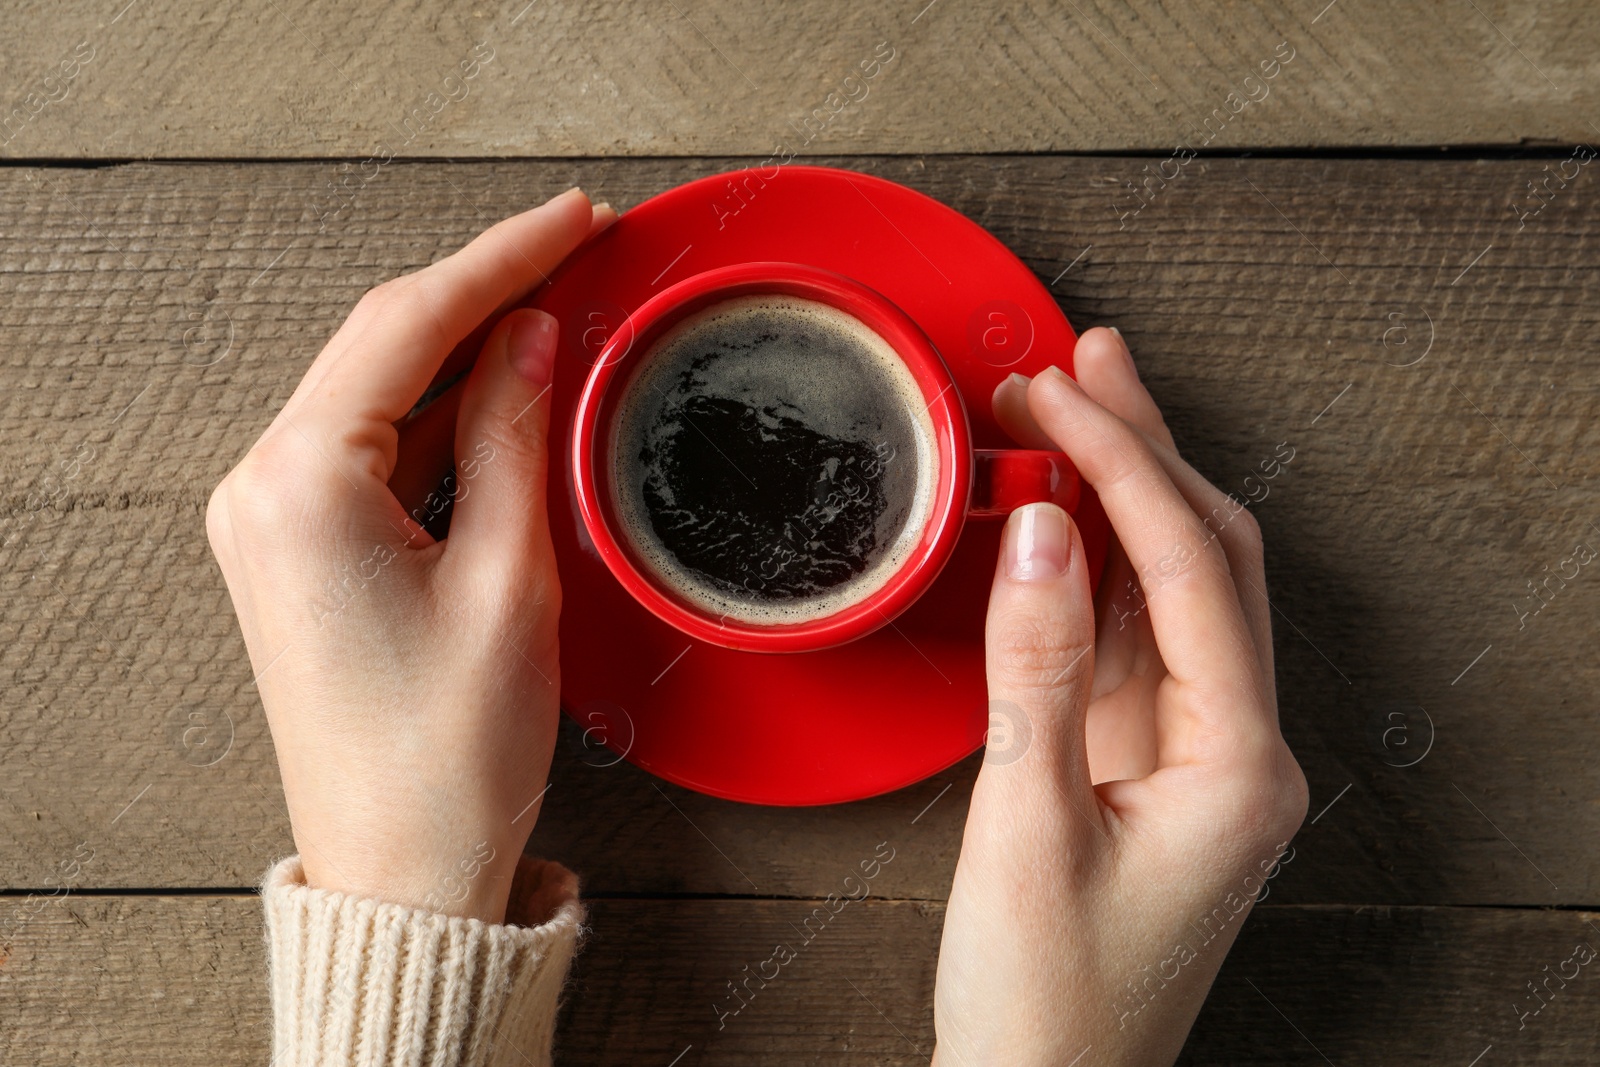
[262,855,584,1067]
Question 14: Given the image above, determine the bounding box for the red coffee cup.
[571,262,1080,653]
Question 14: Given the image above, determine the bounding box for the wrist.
[299,837,524,923]
[416,839,520,922]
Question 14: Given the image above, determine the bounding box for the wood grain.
[1,1,1597,159]
[1,157,1597,907]
[2,896,1596,1064]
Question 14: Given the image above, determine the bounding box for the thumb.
[443,308,560,583]
[980,502,1099,808]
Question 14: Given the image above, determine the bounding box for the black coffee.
[611,295,937,624]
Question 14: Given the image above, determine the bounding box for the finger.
[1072,327,1174,449]
[443,308,561,591]
[981,503,1101,821]
[993,373,1056,450]
[997,371,1148,693]
[1129,440,1273,691]
[405,202,623,405]
[1026,368,1261,714]
[1001,369,1171,779]
[283,188,594,436]
[1088,539,1152,694]
[997,368,1152,705]
[1072,332,1274,687]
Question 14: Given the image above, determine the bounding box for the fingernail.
[593,201,614,213]
[1041,364,1081,392]
[1108,326,1138,376]
[1006,503,1069,581]
[1006,372,1031,388]
[507,310,558,386]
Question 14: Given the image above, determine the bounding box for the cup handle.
[969,449,1081,519]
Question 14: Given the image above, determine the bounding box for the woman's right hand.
[931,327,1308,1066]
[206,190,613,923]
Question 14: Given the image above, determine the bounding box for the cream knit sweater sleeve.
[262,854,584,1067]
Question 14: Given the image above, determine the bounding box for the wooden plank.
[2,896,1597,1064]
[1180,906,1600,1066]
[1,1,1597,159]
[0,893,267,1060]
[2,157,1597,905]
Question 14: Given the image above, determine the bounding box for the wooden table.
[3,2,1597,1063]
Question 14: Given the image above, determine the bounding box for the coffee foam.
[610,294,939,626]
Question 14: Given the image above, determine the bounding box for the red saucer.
[533,166,1108,805]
